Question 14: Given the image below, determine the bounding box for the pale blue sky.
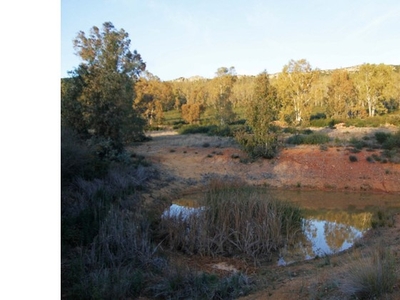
[62,0,400,81]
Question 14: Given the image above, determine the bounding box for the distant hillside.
[170,64,399,82]
[172,75,207,82]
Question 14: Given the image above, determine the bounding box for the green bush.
[235,130,281,159]
[207,125,232,137]
[374,132,391,144]
[382,130,400,150]
[286,134,305,145]
[178,124,213,134]
[286,133,330,145]
[61,128,109,186]
[350,137,368,150]
[178,124,242,137]
[349,155,358,162]
[282,127,299,134]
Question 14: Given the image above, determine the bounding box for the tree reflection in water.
[279,211,372,265]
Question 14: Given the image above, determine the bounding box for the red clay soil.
[129,128,400,300]
[131,130,400,196]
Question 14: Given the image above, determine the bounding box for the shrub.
[349,155,358,162]
[282,127,299,134]
[301,128,314,135]
[235,130,281,159]
[340,247,397,299]
[178,124,212,135]
[286,133,330,145]
[304,133,330,144]
[382,130,400,150]
[64,204,161,299]
[350,137,368,150]
[371,153,381,162]
[149,266,253,300]
[309,118,332,127]
[61,128,109,186]
[207,125,232,137]
[310,112,326,120]
[374,132,391,144]
[286,134,305,145]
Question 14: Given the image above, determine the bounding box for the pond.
[163,189,400,265]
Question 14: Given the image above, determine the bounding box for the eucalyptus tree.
[325,69,357,119]
[208,67,237,125]
[275,59,318,125]
[134,71,174,126]
[231,75,256,108]
[387,71,400,112]
[67,22,146,149]
[353,63,395,117]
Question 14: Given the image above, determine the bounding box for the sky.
[62,0,400,81]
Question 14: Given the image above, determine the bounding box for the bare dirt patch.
[130,127,400,196]
[128,126,400,299]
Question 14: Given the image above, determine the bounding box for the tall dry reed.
[161,179,303,260]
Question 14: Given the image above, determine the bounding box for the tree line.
[61,22,400,155]
[134,60,400,128]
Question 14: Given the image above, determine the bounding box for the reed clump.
[161,179,303,260]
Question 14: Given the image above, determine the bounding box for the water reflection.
[165,187,400,265]
[278,216,367,266]
[162,203,204,220]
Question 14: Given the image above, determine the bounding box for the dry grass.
[339,246,397,299]
[160,179,303,261]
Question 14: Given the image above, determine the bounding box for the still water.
[164,190,400,265]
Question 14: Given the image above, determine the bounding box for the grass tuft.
[340,246,397,299]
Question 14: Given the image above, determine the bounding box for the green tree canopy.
[353,63,395,117]
[62,22,146,150]
[208,67,237,125]
[325,69,356,119]
[246,70,279,137]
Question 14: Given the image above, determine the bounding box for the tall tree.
[238,70,281,159]
[246,71,279,137]
[134,72,174,126]
[61,73,87,135]
[231,75,256,108]
[208,67,237,125]
[325,69,356,119]
[275,59,318,125]
[181,103,204,124]
[353,64,395,117]
[68,22,146,149]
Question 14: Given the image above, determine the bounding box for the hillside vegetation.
[61,22,400,299]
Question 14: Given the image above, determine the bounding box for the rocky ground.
[128,125,400,299]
